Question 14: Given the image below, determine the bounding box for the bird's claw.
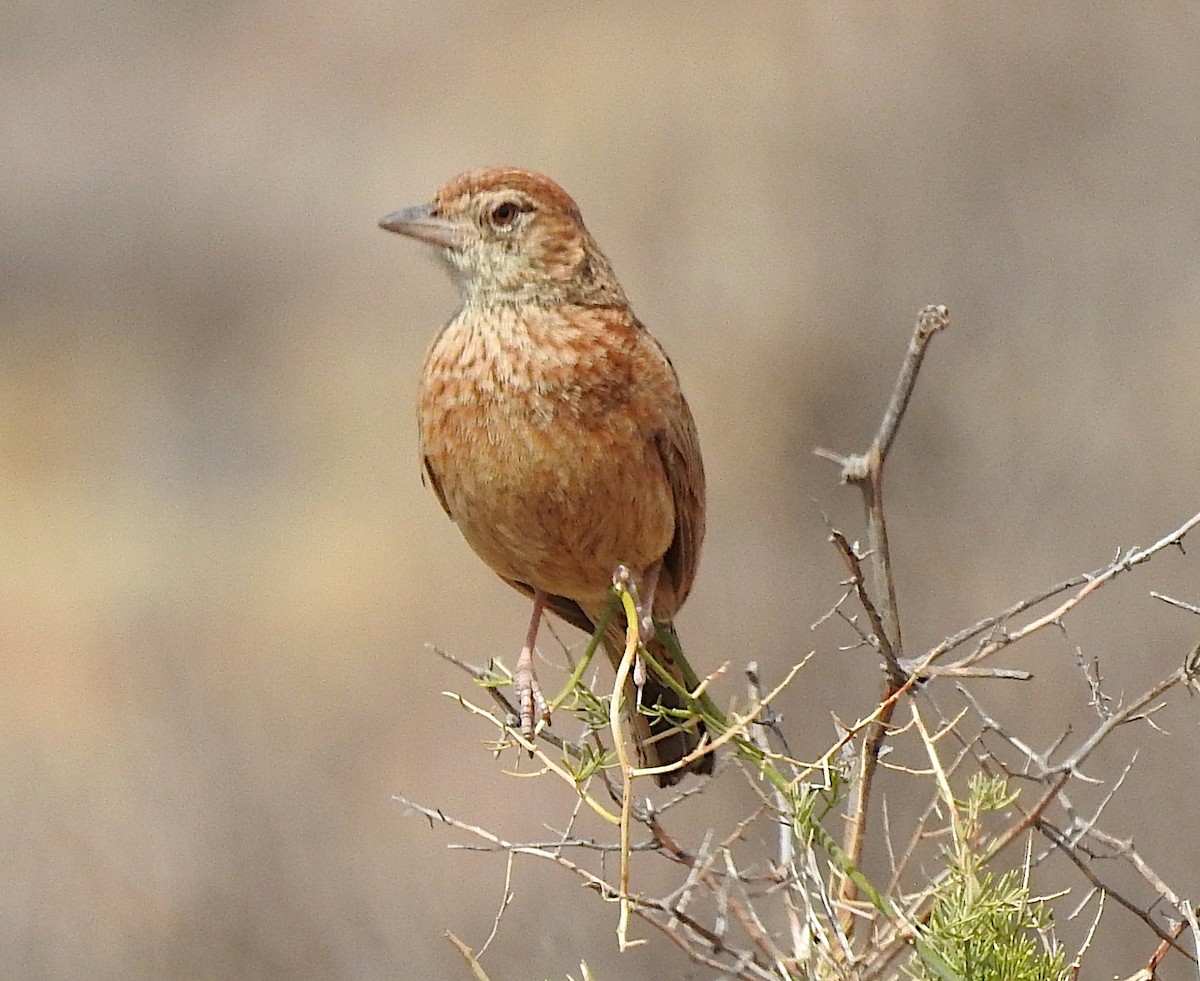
[515,645,549,742]
[639,611,655,646]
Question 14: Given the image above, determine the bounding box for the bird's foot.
[638,610,656,647]
[635,560,661,651]
[632,643,648,694]
[515,644,549,741]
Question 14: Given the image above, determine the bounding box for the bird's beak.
[378,203,478,250]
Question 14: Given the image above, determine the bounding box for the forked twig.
[814,304,950,919]
[816,303,950,667]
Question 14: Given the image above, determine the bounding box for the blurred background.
[4,3,1199,978]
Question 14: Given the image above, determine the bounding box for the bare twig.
[1151,592,1200,616]
[1038,821,1196,962]
[816,303,949,662]
[814,305,950,924]
[1087,828,1200,971]
[445,930,494,981]
[903,571,1096,675]
[829,530,899,675]
[951,510,1200,671]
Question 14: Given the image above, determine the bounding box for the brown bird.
[379,167,712,785]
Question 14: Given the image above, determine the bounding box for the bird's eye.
[490,201,520,226]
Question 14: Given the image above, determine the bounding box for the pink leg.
[638,560,662,641]
[632,560,662,692]
[516,589,551,739]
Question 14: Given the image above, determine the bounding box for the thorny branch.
[815,303,950,671]
[815,304,949,920]
[938,510,1200,673]
[402,300,1200,979]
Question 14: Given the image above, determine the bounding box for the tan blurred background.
[4,3,1200,978]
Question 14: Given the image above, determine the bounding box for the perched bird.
[379,167,712,785]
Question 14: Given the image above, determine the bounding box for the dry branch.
[401,298,1199,979]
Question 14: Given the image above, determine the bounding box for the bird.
[379,167,713,786]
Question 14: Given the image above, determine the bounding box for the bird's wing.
[422,456,452,517]
[616,310,707,616]
[654,391,706,612]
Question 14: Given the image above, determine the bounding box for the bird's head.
[379,167,626,306]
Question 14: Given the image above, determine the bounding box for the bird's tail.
[601,621,713,787]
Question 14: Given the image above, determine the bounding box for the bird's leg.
[638,560,662,642]
[631,560,662,695]
[516,589,551,740]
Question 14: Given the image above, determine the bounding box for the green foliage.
[907,775,1067,981]
[564,740,613,783]
[568,681,612,733]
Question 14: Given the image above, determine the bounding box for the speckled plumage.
[381,167,711,784]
